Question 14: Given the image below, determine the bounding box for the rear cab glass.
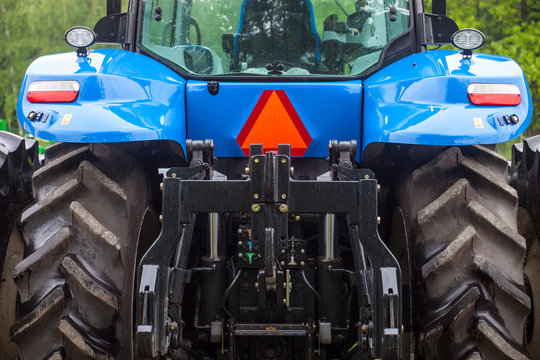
[139,0,410,77]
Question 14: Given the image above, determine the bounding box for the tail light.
[467,83,521,106]
[27,81,80,103]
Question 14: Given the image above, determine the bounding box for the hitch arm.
[349,180,402,359]
[136,177,187,357]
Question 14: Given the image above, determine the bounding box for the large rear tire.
[0,132,38,267]
[8,143,160,359]
[394,145,530,359]
[0,132,38,360]
[511,136,540,359]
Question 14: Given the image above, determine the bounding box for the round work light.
[64,26,96,49]
[451,29,485,51]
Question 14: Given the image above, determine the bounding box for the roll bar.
[432,0,446,15]
[107,0,122,15]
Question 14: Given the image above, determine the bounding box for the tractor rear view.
[0,0,537,359]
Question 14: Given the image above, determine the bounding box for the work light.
[451,29,485,55]
[64,26,96,57]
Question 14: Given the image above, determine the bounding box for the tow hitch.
[136,140,401,359]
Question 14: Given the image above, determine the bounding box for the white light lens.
[65,27,96,48]
[468,83,520,95]
[27,81,80,103]
[28,81,80,92]
[451,29,485,51]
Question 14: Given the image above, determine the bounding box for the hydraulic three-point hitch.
[136,141,401,359]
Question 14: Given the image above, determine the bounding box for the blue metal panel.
[362,50,533,153]
[186,81,363,159]
[18,47,533,162]
[17,49,187,148]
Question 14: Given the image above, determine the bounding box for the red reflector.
[467,83,521,106]
[27,81,80,103]
[27,90,79,103]
[468,93,521,106]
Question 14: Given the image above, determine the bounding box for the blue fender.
[17,49,187,151]
[18,48,533,160]
[362,50,533,153]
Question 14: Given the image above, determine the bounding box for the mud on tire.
[8,143,159,360]
[395,145,530,359]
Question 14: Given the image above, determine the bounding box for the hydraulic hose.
[301,269,326,318]
[221,268,243,320]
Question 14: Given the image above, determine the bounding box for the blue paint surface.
[186,80,363,158]
[18,49,533,161]
[362,50,533,153]
[18,49,187,147]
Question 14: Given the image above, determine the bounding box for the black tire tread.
[58,317,114,360]
[10,286,65,339]
[21,178,82,225]
[69,200,122,253]
[0,131,38,360]
[61,256,119,310]
[477,320,529,360]
[511,135,540,358]
[12,227,71,279]
[462,145,509,178]
[10,143,146,360]
[402,145,529,359]
[46,351,64,360]
[0,131,38,252]
[472,256,530,310]
[42,142,87,164]
[464,352,482,360]
[32,146,91,200]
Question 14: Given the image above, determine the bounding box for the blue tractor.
[0,0,537,359]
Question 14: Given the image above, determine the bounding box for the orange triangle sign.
[237,90,312,156]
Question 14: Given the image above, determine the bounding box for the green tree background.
[0,0,538,147]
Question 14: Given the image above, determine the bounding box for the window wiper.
[220,72,267,76]
[266,62,285,75]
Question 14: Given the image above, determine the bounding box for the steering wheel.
[188,16,201,45]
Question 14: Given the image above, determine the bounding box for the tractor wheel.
[0,131,38,360]
[394,145,530,359]
[7,143,160,359]
[510,136,540,359]
[0,132,38,264]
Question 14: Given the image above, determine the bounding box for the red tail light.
[27,81,80,103]
[467,83,521,106]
